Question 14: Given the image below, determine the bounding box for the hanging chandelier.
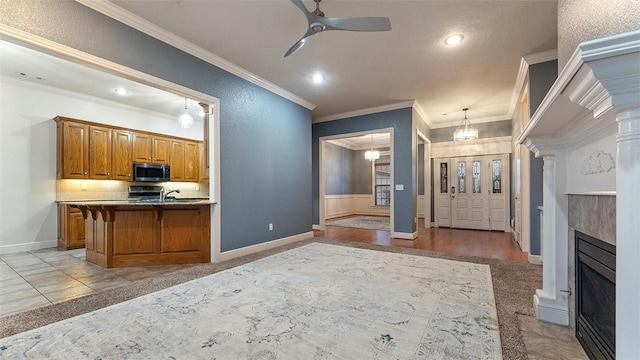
[453,108,478,141]
[364,134,380,161]
[178,97,194,129]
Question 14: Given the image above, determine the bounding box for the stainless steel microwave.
[133,163,170,182]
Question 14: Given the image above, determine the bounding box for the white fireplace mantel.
[518,30,640,359]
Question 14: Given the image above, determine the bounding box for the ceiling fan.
[285,0,392,57]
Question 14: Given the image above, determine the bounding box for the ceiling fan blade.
[322,17,391,32]
[290,0,311,16]
[284,29,315,57]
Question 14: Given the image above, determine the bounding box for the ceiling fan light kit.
[285,0,391,57]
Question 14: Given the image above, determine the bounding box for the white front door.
[435,154,510,232]
[451,157,489,230]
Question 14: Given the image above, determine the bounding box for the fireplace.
[575,230,615,360]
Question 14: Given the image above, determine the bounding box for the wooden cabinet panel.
[57,204,86,249]
[59,121,89,179]
[89,126,112,179]
[170,139,185,181]
[161,208,203,252]
[153,136,170,164]
[113,210,156,255]
[199,142,209,182]
[184,141,199,182]
[132,132,152,163]
[112,129,133,180]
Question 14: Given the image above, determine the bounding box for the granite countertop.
[58,199,214,206]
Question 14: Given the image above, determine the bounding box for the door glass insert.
[440,162,448,193]
[457,162,466,193]
[472,161,481,193]
[492,159,502,194]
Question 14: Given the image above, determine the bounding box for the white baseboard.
[534,290,569,326]
[430,222,436,227]
[528,254,542,265]
[312,224,321,230]
[392,231,418,240]
[0,240,58,255]
[216,231,313,262]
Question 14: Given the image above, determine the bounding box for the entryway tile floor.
[0,248,194,318]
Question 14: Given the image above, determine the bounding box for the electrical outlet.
[194,185,200,191]
[269,223,273,231]
[81,182,88,191]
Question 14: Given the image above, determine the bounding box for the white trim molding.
[75,0,315,111]
[528,255,542,265]
[392,231,418,240]
[0,240,58,255]
[215,231,313,263]
[519,30,640,357]
[509,49,559,123]
[314,101,414,123]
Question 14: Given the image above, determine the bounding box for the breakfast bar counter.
[60,200,212,268]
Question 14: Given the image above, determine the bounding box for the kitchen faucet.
[160,188,180,201]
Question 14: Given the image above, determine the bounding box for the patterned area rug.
[0,243,501,359]
[326,216,390,231]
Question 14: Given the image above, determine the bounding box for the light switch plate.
[395,184,404,191]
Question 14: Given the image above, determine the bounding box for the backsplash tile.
[57,180,209,201]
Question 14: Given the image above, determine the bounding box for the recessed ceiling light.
[312,73,325,84]
[113,87,130,96]
[444,34,464,46]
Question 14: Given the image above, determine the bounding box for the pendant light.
[178,97,194,129]
[453,108,478,141]
[364,134,380,161]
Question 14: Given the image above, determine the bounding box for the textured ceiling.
[109,0,558,127]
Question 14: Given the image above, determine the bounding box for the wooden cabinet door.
[170,139,185,181]
[89,126,112,179]
[153,136,170,164]
[132,132,152,163]
[112,129,133,180]
[60,121,89,179]
[68,208,86,248]
[184,141,199,182]
[199,142,209,183]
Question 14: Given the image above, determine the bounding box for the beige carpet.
[0,237,541,359]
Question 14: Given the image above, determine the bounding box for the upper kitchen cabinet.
[56,119,89,179]
[132,133,170,165]
[89,125,112,180]
[184,141,199,182]
[112,129,133,181]
[170,139,185,181]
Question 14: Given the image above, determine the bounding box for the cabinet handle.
[84,172,87,175]
[127,174,131,176]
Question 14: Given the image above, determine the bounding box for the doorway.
[434,154,509,231]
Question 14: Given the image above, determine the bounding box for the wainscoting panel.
[325,195,390,219]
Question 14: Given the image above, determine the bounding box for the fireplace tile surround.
[568,194,616,332]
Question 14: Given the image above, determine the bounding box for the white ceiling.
[107,0,558,127]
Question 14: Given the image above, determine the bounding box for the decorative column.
[616,107,640,359]
[534,152,569,325]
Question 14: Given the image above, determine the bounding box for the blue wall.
[2,1,312,252]
[312,108,415,233]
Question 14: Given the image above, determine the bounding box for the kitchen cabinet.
[199,142,209,183]
[133,133,170,165]
[89,125,112,180]
[55,117,202,182]
[170,139,185,181]
[112,129,133,180]
[57,204,86,249]
[57,120,89,179]
[184,141,199,182]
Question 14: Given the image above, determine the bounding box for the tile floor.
[0,248,193,318]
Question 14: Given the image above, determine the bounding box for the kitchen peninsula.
[62,200,212,268]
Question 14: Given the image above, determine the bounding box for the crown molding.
[313,100,415,123]
[412,101,433,128]
[519,30,640,153]
[523,49,558,65]
[0,23,220,109]
[508,49,558,120]
[75,0,316,111]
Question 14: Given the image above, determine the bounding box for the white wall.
[0,76,204,254]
